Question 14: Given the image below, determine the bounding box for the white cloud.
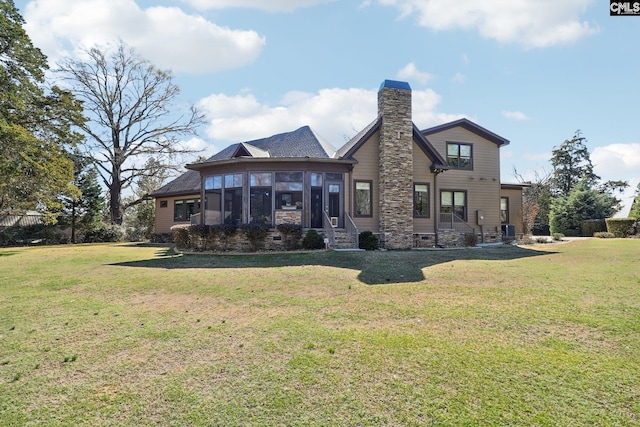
[593,143,640,217]
[377,0,599,48]
[197,86,462,147]
[184,137,218,159]
[592,143,640,182]
[502,110,530,121]
[396,62,434,85]
[23,0,265,73]
[181,0,335,12]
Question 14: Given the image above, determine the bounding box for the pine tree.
[59,151,104,242]
[550,130,599,197]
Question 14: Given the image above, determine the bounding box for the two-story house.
[151,80,525,248]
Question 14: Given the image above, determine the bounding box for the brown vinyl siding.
[349,129,380,232]
[428,127,502,234]
[500,187,525,235]
[412,141,435,233]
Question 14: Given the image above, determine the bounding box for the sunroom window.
[275,172,303,210]
[224,173,243,224]
[250,172,272,224]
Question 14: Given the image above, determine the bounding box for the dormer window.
[447,143,473,170]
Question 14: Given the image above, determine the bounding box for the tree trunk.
[109,177,123,225]
[71,204,77,243]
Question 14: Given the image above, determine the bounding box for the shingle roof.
[202,126,336,164]
[149,169,201,197]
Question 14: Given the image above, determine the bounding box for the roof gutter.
[186,156,358,171]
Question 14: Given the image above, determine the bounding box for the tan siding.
[154,193,200,234]
[350,129,380,232]
[501,188,525,235]
[413,141,436,233]
[428,127,503,235]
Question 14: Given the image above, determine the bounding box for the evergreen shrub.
[359,231,379,250]
[302,229,324,250]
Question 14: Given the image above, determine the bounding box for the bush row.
[0,223,155,247]
[605,218,637,238]
[172,223,329,252]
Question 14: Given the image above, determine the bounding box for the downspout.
[431,166,445,247]
[433,168,440,247]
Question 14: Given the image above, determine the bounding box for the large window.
[250,172,272,224]
[501,197,509,224]
[355,180,372,217]
[414,183,430,218]
[224,173,243,224]
[174,198,199,221]
[447,143,473,170]
[275,172,303,210]
[204,175,222,225]
[440,190,467,221]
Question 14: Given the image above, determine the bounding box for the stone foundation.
[275,209,302,225]
[413,233,436,248]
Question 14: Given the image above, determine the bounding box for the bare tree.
[57,41,205,224]
[514,167,552,235]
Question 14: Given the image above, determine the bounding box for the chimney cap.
[379,79,411,91]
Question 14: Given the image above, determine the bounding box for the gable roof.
[421,118,510,147]
[412,124,448,168]
[234,143,270,158]
[335,117,447,168]
[335,117,381,159]
[149,169,201,197]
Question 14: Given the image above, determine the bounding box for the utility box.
[476,210,485,226]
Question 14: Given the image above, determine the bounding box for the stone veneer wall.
[435,230,502,247]
[173,226,306,252]
[275,210,302,225]
[378,83,414,249]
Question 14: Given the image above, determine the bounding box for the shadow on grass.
[0,250,20,257]
[112,244,556,285]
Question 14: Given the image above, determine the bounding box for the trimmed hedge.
[580,219,607,237]
[605,218,636,238]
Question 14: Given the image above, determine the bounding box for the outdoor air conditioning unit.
[501,224,515,237]
[331,217,338,227]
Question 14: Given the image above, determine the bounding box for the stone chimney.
[377,80,414,249]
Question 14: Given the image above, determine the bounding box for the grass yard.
[0,239,639,426]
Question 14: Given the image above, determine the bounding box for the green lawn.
[1,239,639,426]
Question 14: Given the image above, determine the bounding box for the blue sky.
[15,0,640,213]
